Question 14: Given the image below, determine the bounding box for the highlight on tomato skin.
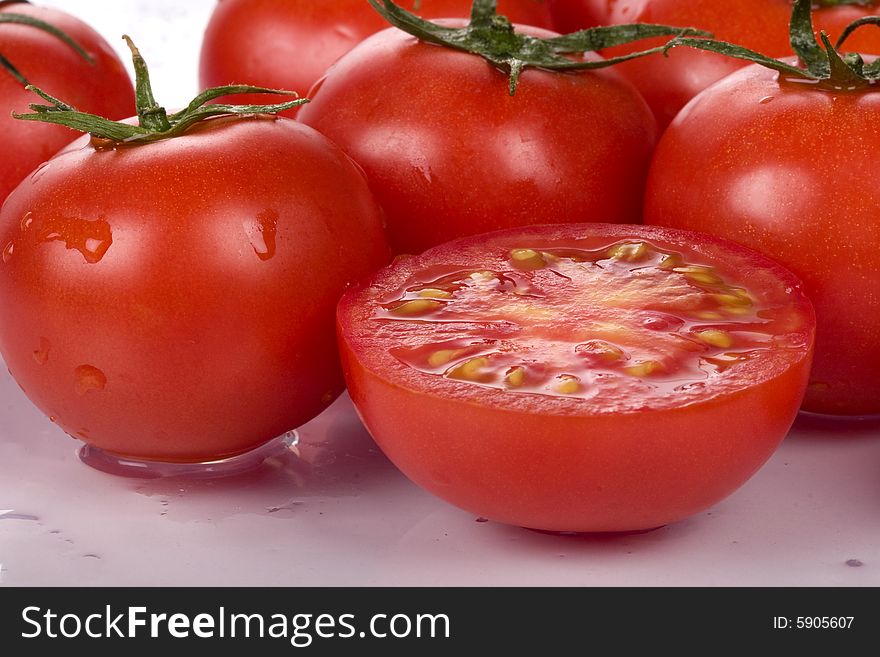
[337,223,816,533]
[198,0,555,107]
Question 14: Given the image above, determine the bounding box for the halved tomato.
[337,224,815,532]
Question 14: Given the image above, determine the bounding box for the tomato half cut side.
[337,224,815,533]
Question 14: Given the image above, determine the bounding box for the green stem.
[13,36,308,145]
[367,0,711,95]
[665,0,880,88]
[0,11,94,85]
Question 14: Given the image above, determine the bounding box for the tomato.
[644,60,880,417]
[545,0,610,31]
[0,2,134,203]
[298,23,656,255]
[337,223,815,532]
[547,0,880,130]
[0,114,389,462]
[199,0,554,103]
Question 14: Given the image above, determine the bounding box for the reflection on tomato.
[338,223,815,532]
[645,62,880,416]
[0,115,389,462]
[199,0,554,104]
[546,0,880,129]
[0,2,134,202]
[298,24,656,255]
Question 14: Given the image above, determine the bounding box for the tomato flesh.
[338,224,815,532]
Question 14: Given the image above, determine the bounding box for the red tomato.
[199,0,554,103]
[298,24,656,255]
[549,0,880,130]
[337,223,815,532]
[545,0,610,31]
[0,115,389,462]
[0,3,134,203]
[645,63,880,417]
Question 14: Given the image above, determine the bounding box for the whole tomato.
[0,42,390,462]
[644,10,880,415]
[199,0,554,103]
[549,0,880,130]
[0,2,134,202]
[298,17,657,254]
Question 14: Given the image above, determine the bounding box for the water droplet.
[82,554,101,560]
[33,337,50,365]
[20,211,33,232]
[2,242,13,263]
[30,161,50,182]
[846,559,864,568]
[37,215,113,264]
[74,365,106,395]
[475,517,489,523]
[0,510,39,521]
[759,96,774,104]
[243,209,278,261]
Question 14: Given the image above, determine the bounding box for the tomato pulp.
[338,224,815,532]
[298,24,656,255]
[199,0,554,104]
[645,63,880,416]
[0,115,389,462]
[546,0,880,129]
[0,2,134,202]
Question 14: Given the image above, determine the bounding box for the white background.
[0,0,878,587]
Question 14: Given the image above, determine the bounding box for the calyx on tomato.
[665,0,880,90]
[369,0,710,94]
[13,35,307,143]
[0,3,93,85]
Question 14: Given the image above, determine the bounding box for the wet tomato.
[547,0,880,129]
[298,23,656,255]
[0,2,134,202]
[645,62,880,416]
[0,115,389,462]
[337,223,815,532]
[199,0,554,103]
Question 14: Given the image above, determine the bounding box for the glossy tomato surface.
[0,115,389,461]
[199,0,554,103]
[0,2,134,202]
[338,223,815,532]
[645,63,880,416]
[549,0,880,130]
[298,24,656,255]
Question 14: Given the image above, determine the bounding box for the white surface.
[1,0,878,587]
[1,361,880,587]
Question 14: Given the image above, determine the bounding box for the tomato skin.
[644,64,880,416]
[548,0,880,130]
[199,0,554,104]
[0,3,134,203]
[545,0,610,31]
[337,223,815,532]
[298,26,656,255]
[0,116,389,461]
